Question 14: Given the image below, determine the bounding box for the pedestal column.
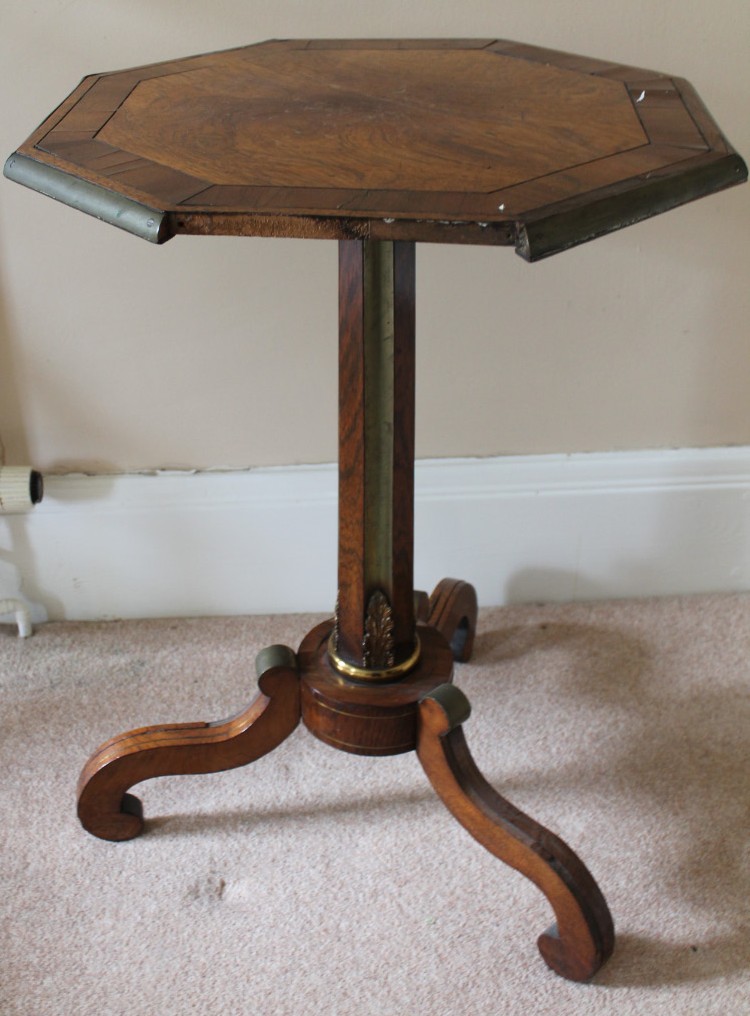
[330,239,418,680]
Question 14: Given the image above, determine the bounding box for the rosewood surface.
[5,39,746,259]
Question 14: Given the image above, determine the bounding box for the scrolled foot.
[428,579,478,661]
[537,923,604,983]
[417,684,614,982]
[93,791,145,842]
[77,644,301,841]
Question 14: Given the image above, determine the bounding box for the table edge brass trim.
[515,151,748,261]
[328,632,421,682]
[3,152,172,244]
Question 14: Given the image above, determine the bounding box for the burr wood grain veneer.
[6,38,746,983]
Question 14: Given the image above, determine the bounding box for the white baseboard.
[2,448,749,622]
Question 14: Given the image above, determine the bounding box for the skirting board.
[2,447,749,623]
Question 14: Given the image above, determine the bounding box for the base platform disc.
[299,622,454,755]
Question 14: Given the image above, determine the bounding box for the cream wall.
[1,1,748,474]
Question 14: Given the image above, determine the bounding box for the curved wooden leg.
[77,645,301,842]
[417,684,614,982]
[428,578,478,662]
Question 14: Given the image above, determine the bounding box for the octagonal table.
[5,38,746,982]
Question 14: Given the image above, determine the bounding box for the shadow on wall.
[0,260,60,623]
[672,197,750,450]
[0,256,29,466]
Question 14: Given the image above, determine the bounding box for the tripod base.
[77,577,613,981]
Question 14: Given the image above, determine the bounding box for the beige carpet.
[1,594,749,1015]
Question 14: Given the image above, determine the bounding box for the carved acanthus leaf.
[362,590,395,669]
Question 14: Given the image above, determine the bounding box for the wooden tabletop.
[5,39,746,259]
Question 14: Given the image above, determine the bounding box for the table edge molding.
[515,151,747,261]
[3,153,172,244]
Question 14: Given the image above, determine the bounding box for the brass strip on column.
[363,241,395,600]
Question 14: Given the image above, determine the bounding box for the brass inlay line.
[308,700,417,721]
[316,732,416,753]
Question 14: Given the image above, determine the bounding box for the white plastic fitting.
[0,598,33,637]
[0,467,44,513]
